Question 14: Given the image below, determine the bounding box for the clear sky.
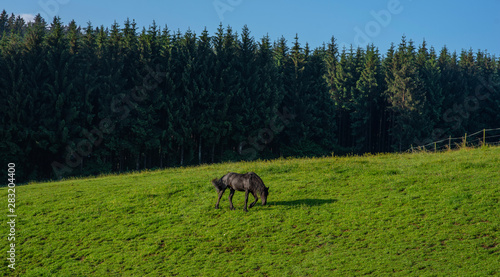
[3,0,500,56]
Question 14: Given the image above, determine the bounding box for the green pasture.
[2,146,499,276]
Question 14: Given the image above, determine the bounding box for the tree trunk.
[211,142,216,163]
[119,151,124,172]
[180,145,184,166]
[378,111,383,152]
[159,146,163,168]
[368,104,373,153]
[199,136,202,164]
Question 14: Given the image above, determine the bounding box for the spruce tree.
[0,21,27,178]
[437,46,461,136]
[255,34,284,157]
[353,45,383,153]
[470,50,499,133]
[212,24,240,159]
[0,10,8,37]
[1,10,498,180]
[18,15,49,179]
[236,25,263,154]
[332,46,360,150]
[303,46,336,155]
[279,34,305,154]
[323,36,339,99]
[385,37,426,151]
[414,42,444,145]
[96,23,127,171]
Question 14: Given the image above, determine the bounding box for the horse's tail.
[212,177,227,192]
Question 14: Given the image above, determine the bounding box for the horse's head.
[261,186,269,205]
[212,178,224,193]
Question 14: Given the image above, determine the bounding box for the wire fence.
[406,127,500,153]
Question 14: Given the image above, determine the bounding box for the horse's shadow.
[270,198,337,207]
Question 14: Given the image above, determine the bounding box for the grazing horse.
[212,172,269,212]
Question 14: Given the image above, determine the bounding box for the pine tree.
[255,34,284,157]
[437,46,461,136]
[44,17,87,176]
[469,50,499,133]
[189,27,217,163]
[0,20,28,178]
[454,48,477,134]
[96,22,128,171]
[16,15,49,179]
[332,46,361,151]
[385,37,426,151]
[12,15,26,35]
[279,35,336,156]
[324,36,339,98]
[236,25,263,154]
[353,45,383,153]
[413,42,443,145]
[303,46,336,155]
[167,29,195,165]
[212,24,240,160]
[133,21,166,169]
[1,10,499,181]
[67,20,80,54]
[70,22,107,175]
[6,13,15,35]
[121,18,156,170]
[0,10,8,37]
[157,24,175,168]
[279,34,305,153]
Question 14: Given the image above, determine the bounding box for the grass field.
[2,146,500,276]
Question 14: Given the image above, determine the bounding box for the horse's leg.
[249,191,258,209]
[228,188,235,210]
[215,189,225,209]
[244,190,249,212]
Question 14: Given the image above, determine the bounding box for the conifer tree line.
[0,11,499,181]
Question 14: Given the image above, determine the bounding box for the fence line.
[406,127,500,153]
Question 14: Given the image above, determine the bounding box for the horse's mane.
[248,172,266,193]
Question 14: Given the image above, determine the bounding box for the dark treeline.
[1,11,499,182]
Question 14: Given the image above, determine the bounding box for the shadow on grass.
[270,198,337,207]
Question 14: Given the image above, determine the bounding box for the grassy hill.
[2,146,500,276]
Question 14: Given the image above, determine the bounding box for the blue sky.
[4,0,500,55]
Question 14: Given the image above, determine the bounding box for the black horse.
[212,172,269,212]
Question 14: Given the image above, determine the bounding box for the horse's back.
[223,172,245,191]
[224,172,263,191]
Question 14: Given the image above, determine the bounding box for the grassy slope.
[2,147,500,276]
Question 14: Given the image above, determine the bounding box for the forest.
[0,10,499,181]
